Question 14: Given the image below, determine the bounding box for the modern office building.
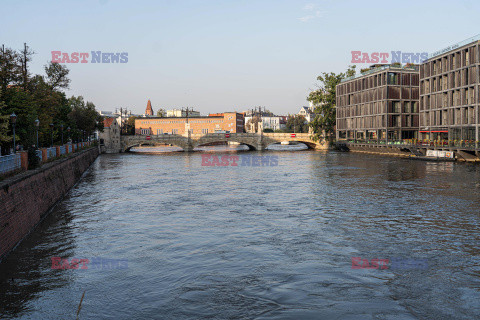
[419,35,480,141]
[135,112,244,135]
[336,64,420,142]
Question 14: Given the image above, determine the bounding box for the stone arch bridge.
[119,133,328,152]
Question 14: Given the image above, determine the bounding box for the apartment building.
[419,35,480,141]
[336,65,420,142]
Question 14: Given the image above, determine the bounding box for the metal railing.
[36,150,43,162]
[428,34,480,60]
[341,139,479,150]
[47,147,57,159]
[0,154,21,176]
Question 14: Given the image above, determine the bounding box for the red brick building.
[135,112,244,135]
[145,99,154,116]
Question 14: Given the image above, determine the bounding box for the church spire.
[145,99,154,116]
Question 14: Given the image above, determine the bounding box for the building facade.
[298,106,315,123]
[135,112,244,135]
[244,116,286,132]
[419,36,480,142]
[98,118,120,153]
[336,65,420,142]
[166,108,201,117]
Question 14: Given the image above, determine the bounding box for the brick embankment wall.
[0,147,99,261]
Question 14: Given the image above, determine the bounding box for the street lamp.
[35,119,40,147]
[60,124,64,145]
[10,113,17,154]
[49,123,54,147]
[67,127,71,142]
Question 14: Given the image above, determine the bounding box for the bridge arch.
[122,136,191,152]
[193,135,259,151]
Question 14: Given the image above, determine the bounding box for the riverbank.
[0,147,99,262]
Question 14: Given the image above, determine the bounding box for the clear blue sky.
[2,0,479,115]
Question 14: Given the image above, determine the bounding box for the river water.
[1,148,480,319]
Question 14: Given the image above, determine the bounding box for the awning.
[419,130,448,133]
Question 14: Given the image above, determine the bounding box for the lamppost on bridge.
[35,119,40,148]
[60,124,64,145]
[10,113,17,154]
[67,127,71,143]
[49,123,54,147]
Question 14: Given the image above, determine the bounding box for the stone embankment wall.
[0,148,99,261]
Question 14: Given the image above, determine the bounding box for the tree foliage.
[0,43,102,154]
[308,65,356,141]
[285,115,309,133]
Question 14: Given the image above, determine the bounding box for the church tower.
[145,99,154,116]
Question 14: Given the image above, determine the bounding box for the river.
[1,149,479,319]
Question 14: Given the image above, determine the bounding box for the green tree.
[0,45,21,99]
[44,61,70,90]
[0,93,11,153]
[126,116,137,135]
[308,65,356,141]
[156,109,166,117]
[285,115,309,133]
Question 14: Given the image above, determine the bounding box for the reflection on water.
[130,142,309,153]
[1,151,480,319]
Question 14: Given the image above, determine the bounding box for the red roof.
[104,117,116,128]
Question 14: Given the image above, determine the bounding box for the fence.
[60,145,66,155]
[36,149,43,162]
[47,147,57,159]
[0,153,21,176]
[342,139,479,150]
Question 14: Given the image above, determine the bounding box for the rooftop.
[341,64,419,83]
[427,34,480,61]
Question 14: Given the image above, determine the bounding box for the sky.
[2,0,479,115]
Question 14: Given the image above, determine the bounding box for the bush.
[27,146,41,169]
[263,128,274,133]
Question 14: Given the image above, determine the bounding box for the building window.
[202,128,208,134]
[157,129,163,135]
[172,129,178,134]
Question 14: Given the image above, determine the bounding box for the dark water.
[1,150,480,319]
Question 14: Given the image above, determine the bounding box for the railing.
[47,147,57,159]
[36,150,43,162]
[340,139,479,150]
[341,64,419,83]
[428,34,480,60]
[0,153,21,176]
[60,146,66,155]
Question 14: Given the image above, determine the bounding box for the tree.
[126,116,137,135]
[308,65,356,141]
[156,108,166,117]
[67,97,103,140]
[45,61,70,90]
[0,45,21,99]
[18,43,34,90]
[285,115,309,133]
[0,92,11,154]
